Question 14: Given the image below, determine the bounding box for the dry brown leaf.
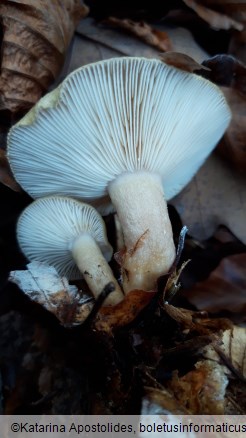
[200,56,246,173]
[74,17,208,67]
[95,289,156,332]
[180,1,246,63]
[201,56,246,172]
[142,338,230,415]
[202,54,246,93]
[163,259,190,302]
[229,27,246,64]
[210,1,246,62]
[161,325,244,416]
[9,262,93,326]
[169,359,228,414]
[220,327,246,379]
[163,303,232,334]
[219,88,246,172]
[0,149,20,191]
[0,0,89,114]
[184,254,246,321]
[142,386,190,415]
[159,52,210,73]
[105,17,172,52]
[202,326,246,386]
[171,153,246,244]
[182,0,243,31]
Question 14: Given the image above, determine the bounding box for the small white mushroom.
[17,196,124,306]
[8,57,231,293]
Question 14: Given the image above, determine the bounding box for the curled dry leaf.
[182,1,246,63]
[9,261,93,326]
[184,254,246,321]
[169,359,228,414]
[182,0,243,31]
[158,328,246,415]
[0,0,89,114]
[95,289,156,333]
[202,54,246,93]
[163,303,232,335]
[142,341,229,415]
[141,386,190,415]
[212,326,246,380]
[163,259,190,303]
[200,326,246,414]
[75,16,208,62]
[105,17,172,52]
[159,52,210,73]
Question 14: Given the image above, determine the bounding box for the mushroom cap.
[8,57,231,203]
[17,196,113,279]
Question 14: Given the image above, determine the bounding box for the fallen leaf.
[159,52,210,73]
[203,57,246,173]
[171,153,246,244]
[229,26,246,64]
[9,261,93,326]
[95,289,156,332]
[217,2,246,63]
[199,57,246,175]
[0,0,89,114]
[74,17,208,68]
[182,0,243,31]
[142,339,229,415]
[213,225,240,244]
[161,328,246,415]
[169,359,228,414]
[0,149,21,191]
[104,17,172,52]
[218,88,246,172]
[219,327,246,380]
[163,260,190,303]
[184,254,246,321]
[163,303,232,334]
[202,54,246,93]
[181,1,246,63]
[199,325,246,417]
[141,386,190,415]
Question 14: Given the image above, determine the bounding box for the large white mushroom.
[8,57,231,293]
[17,196,124,306]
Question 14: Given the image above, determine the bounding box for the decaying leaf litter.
[0,0,246,415]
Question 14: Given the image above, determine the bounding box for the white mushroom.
[17,196,124,306]
[8,57,231,293]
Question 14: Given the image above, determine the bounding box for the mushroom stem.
[71,233,124,305]
[114,214,125,251]
[108,171,176,293]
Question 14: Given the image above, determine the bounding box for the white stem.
[114,213,125,251]
[108,171,176,293]
[71,233,124,306]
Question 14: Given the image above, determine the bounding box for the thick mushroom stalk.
[109,172,175,292]
[17,196,124,306]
